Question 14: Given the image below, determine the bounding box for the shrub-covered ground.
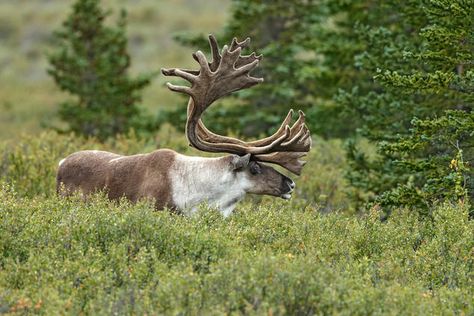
[0,131,472,315]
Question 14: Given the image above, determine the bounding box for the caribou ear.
[230,154,251,170]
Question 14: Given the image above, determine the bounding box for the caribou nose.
[280,178,295,200]
[283,178,295,192]
[288,180,295,190]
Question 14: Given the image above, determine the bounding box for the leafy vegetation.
[0,129,472,314]
[1,179,472,314]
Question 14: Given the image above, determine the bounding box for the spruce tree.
[344,0,473,215]
[172,0,407,138]
[48,0,155,140]
[173,0,369,138]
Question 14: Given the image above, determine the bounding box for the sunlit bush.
[1,131,471,314]
[0,184,472,314]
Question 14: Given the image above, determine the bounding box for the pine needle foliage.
[343,0,473,215]
[48,0,155,140]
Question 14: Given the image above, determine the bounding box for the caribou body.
[56,35,310,216]
[57,149,294,217]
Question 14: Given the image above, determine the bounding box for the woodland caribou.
[56,35,311,216]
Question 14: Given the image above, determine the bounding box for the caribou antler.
[162,35,311,175]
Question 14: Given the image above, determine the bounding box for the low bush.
[1,132,471,314]
[0,185,472,314]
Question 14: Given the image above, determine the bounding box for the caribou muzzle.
[280,176,295,200]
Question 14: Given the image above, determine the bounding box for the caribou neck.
[169,154,249,217]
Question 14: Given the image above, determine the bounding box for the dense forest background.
[0,0,472,314]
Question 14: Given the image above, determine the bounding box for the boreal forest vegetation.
[0,0,472,314]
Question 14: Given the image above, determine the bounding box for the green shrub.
[3,131,469,314]
[0,184,472,314]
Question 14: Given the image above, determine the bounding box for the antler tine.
[234,58,260,76]
[161,68,197,97]
[282,125,306,147]
[230,36,251,51]
[161,68,199,77]
[236,52,262,68]
[244,109,294,146]
[186,121,293,156]
[208,34,221,71]
[195,108,309,149]
[194,108,311,154]
[165,82,192,95]
[251,109,294,143]
[173,69,198,83]
[231,36,262,70]
[218,45,242,72]
[209,35,253,72]
[193,50,212,75]
[246,110,311,152]
[255,152,308,175]
[196,108,291,146]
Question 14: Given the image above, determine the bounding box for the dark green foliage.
[48,0,156,140]
[171,0,361,138]
[343,0,473,214]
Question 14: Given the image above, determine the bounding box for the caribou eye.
[249,162,262,175]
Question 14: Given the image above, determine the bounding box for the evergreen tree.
[171,0,410,138]
[48,0,155,140]
[172,0,371,138]
[344,0,473,214]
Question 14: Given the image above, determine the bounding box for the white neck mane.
[169,154,250,217]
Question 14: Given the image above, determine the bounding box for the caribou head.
[56,35,311,216]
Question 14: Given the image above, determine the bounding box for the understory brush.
[0,132,472,315]
[0,186,472,315]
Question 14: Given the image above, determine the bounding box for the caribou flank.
[56,35,311,216]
